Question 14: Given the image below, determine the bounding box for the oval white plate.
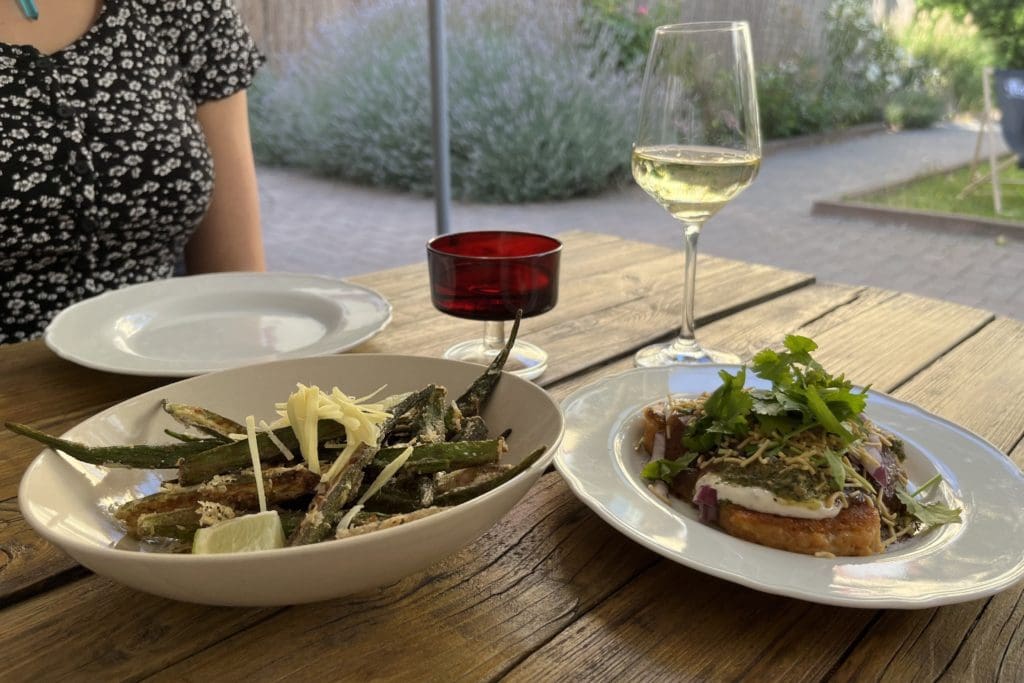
[18,354,564,606]
[554,365,1024,609]
[44,272,392,376]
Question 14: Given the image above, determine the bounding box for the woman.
[0,0,266,344]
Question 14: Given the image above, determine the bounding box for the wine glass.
[427,230,561,380]
[632,21,761,366]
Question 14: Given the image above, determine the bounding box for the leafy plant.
[884,90,945,130]
[251,0,640,203]
[895,8,996,112]
[580,0,679,70]
[917,0,1024,68]
[756,59,830,139]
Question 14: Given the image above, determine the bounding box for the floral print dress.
[0,0,263,344]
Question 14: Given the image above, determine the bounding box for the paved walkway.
[258,123,1023,319]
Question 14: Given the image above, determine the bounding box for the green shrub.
[895,9,995,112]
[884,90,945,129]
[756,0,911,139]
[757,60,830,139]
[580,0,679,70]
[917,0,1024,69]
[819,0,906,126]
[251,0,640,203]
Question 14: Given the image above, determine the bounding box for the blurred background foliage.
[916,0,1024,69]
[247,0,1001,202]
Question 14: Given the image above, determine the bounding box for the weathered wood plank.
[1,575,278,681]
[504,561,874,683]
[365,257,812,388]
[0,341,165,425]
[0,498,85,608]
[0,281,858,679]
[798,289,994,391]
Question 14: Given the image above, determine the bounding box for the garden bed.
[812,158,1024,241]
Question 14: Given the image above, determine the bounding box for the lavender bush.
[251,0,639,203]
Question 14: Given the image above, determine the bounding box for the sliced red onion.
[694,485,718,523]
[870,465,890,488]
[650,431,666,462]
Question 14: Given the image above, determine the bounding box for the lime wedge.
[192,510,286,554]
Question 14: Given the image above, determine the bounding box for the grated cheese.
[271,383,392,483]
[245,415,268,513]
[336,445,415,535]
[259,419,295,461]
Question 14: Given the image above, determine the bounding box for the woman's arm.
[185,90,266,273]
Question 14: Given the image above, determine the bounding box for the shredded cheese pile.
[268,383,391,481]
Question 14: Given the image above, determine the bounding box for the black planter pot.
[995,69,1024,168]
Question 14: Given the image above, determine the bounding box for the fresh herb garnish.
[675,335,869,453]
[896,474,963,526]
[820,448,847,492]
[642,452,699,483]
[749,335,867,443]
[680,368,753,452]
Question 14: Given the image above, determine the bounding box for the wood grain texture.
[0,340,166,424]
[1,575,279,681]
[0,498,85,608]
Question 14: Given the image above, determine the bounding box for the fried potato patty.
[718,498,884,556]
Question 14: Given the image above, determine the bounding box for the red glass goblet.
[427,230,561,380]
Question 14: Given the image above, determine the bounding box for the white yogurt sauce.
[694,473,841,520]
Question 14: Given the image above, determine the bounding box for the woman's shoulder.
[126,0,264,103]
[128,0,247,39]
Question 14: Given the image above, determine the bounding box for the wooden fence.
[234,0,914,67]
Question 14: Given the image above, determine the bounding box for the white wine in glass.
[632,22,761,366]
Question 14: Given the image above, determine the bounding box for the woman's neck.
[0,0,104,55]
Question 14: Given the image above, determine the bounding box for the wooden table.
[2,231,1023,681]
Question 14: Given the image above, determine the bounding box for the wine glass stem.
[483,320,507,353]
[677,221,703,353]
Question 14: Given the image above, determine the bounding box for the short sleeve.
[161,0,266,103]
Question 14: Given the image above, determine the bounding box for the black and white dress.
[0,0,264,344]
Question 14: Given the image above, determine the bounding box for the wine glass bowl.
[427,230,561,380]
[632,21,761,366]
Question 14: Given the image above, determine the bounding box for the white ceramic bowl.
[18,355,564,606]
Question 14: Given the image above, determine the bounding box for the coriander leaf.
[896,486,963,526]
[754,414,800,438]
[702,368,752,437]
[821,448,846,492]
[750,390,787,416]
[819,385,867,421]
[681,428,718,453]
[784,334,818,354]
[804,384,854,443]
[751,349,788,386]
[641,453,698,483]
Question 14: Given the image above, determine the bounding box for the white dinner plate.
[554,365,1024,609]
[17,354,564,606]
[44,272,392,376]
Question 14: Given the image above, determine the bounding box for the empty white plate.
[44,272,392,376]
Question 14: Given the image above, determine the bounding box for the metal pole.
[428,0,452,234]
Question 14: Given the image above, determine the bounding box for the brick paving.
[259,123,1023,319]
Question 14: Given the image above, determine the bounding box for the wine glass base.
[444,339,548,381]
[634,341,741,367]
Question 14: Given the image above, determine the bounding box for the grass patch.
[851,157,1024,221]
